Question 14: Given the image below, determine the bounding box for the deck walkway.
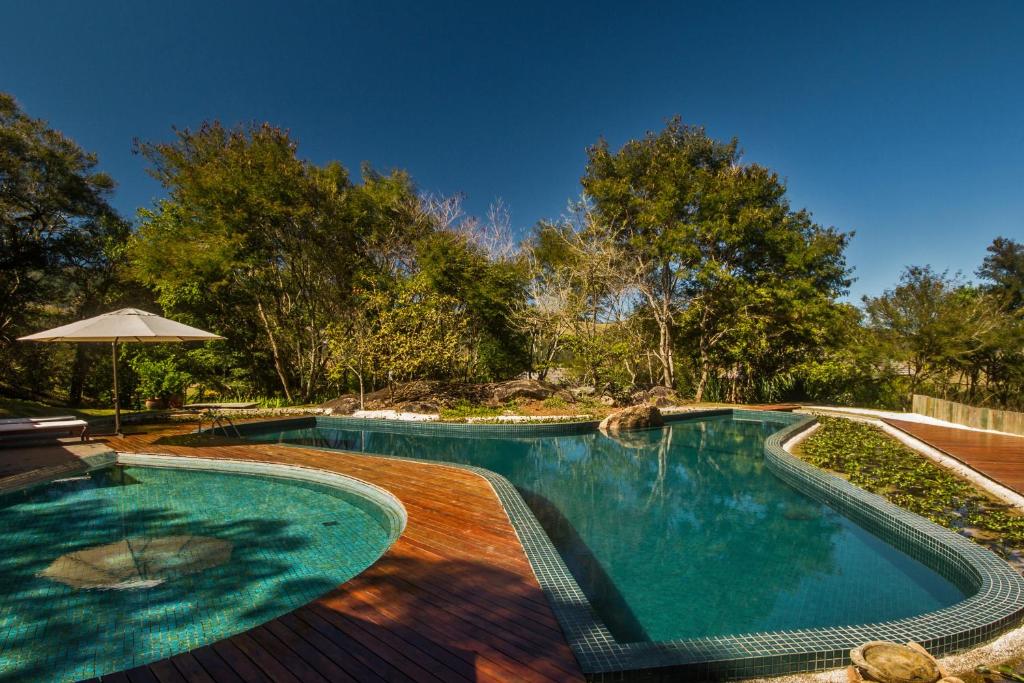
[883,418,1024,496]
[0,440,115,493]
[81,427,584,683]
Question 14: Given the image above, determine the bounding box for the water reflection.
[247,415,965,641]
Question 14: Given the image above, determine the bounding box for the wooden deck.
[883,418,1024,496]
[0,440,115,492]
[80,427,584,683]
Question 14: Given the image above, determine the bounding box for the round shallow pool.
[0,464,402,682]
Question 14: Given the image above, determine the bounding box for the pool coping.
[229,409,1024,680]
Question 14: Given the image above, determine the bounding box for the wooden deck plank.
[261,619,360,683]
[275,612,388,683]
[92,425,584,683]
[884,418,1024,495]
[205,641,272,683]
[182,649,243,683]
[141,659,187,683]
[166,654,215,683]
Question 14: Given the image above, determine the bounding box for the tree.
[582,117,851,398]
[519,202,630,387]
[863,266,1001,405]
[582,119,739,388]
[414,194,529,381]
[327,276,469,394]
[132,122,426,402]
[979,236,1024,311]
[0,92,132,401]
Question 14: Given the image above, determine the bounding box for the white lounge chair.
[0,418,89,442]
[0,415,77,425]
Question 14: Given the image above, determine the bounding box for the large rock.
[599,404,665,433]
[321,395,360,415]
[397,401,440,414]
[488,379,556,403]
[631,385,680,406]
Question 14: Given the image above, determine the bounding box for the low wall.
[913,394,1024,436]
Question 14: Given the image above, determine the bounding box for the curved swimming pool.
[0,463,403,682]
[243,413,962,638]
[237,410,1024,677]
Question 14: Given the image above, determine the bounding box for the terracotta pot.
[144,398,166,410]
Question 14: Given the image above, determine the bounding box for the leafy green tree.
[132,122,426,402]
[863,266,1000,405]
[0,92,132,401]
[582,118,738,388]
[328,276,469,393]
[414,229,529,380]
[979,236,1024,311]
[582,117,851,399]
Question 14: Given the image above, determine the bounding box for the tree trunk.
[68,345,89,406]
[256,300,293,402]
[694,364,709,403]
[658,319,674,388]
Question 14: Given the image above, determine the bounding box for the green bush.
[129,356,191,401]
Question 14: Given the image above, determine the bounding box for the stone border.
[229,410,1024,680]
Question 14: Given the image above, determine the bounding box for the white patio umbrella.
[18,308,224,434]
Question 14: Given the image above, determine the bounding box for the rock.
[849,642,941,683]
[397,401,439,414]
[599,404,665,433]
[321,395,360,415]
[599,395,617,407]
[488,379,556,403]
[571,386,596,398]
[631,385,680,406]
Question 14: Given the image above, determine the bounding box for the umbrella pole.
[112,339,121,436]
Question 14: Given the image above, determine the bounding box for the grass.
[0,396,138,420]
[796,415,1024,560]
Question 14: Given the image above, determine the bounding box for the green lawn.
[0,396,143,420]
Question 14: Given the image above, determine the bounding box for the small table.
[184,403,259,437]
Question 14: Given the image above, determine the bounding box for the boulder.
[599,404,665,433]
[631,385,680,406]
[599,394,617,407]
[321,395,360,415]
[397,401,440,414]
[488,379,556,403]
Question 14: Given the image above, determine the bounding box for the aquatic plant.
[797,416,1024,558]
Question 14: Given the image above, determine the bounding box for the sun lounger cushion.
[0,419,89,440]
[0,415,77,425]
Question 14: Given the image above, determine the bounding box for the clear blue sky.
[3,0,1022,300]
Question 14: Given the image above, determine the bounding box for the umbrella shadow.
[0,467,365,683]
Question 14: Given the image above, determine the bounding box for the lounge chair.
[0,417,89,442]
[0,415,77,425]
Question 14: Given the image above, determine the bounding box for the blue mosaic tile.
[0,464,403,682]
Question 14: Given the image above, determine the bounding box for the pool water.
[244,414,966,643]
[0,466,396,682]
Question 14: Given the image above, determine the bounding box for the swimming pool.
[236,410,1024,678]
[241,413,962,639]
[0,464,403,682]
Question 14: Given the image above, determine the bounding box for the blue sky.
[3,1,1022,300]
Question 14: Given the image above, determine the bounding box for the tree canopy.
[3,96,1020,414]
